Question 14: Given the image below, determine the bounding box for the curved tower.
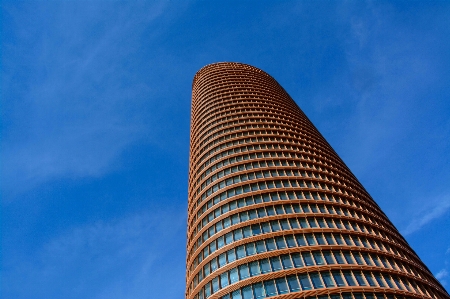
[186,62,448,299]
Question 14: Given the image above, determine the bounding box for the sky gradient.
[2,1,450,298]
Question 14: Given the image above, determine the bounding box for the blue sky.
[1,1,449,298]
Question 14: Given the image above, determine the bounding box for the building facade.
[186,62,448,299]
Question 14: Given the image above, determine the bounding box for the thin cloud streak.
[402,194,450,236]
[1,1,174,197]
[2,206,186,299]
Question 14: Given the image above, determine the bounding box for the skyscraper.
[186,62,448,299]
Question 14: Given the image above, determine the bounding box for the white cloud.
[402,194,450,236]
[3,206,186,299]
[1,1,178,198]
[436,269,448,280]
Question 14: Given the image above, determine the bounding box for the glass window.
[256,240,266,253]
[263,280,277,297]
[332,271,346,287]
[217,236,225,249]
[239,264,250,280]
[310,272,324,288]
[285,235,296,247]
[254,195,263,204]
[287,275,300,291]
[249,261,261,277]
[321,272,335,287]
[276,278,289,294]
[401,277,412,292]
[210,241,216,254]
[281,255,293,269]
[243,226,252,238]
[275,236,286,249]
[299,218,308,228]
[354,271,366,286]
[302,204,310,213]
[352,235,361,246]
[379,256,389,268]
[374,273,386,287]
[302,252,315,266]
[298,274,312,290]
[383,274,394,288]
[364,272,377,286]
[343,270,356,286]
[324,233,335,245]
[219,253,226,267]
[296,234,306,246]
[317,218,326,228]
[220,272,229,287]
[371,254,381,267]
[275,205,285,214]
[289,218,299,229]
[227,249,236,262]
[291,253,304,267]
[326,219,335,228]
[261,222,271,233]
[342,293,352,299]
[253,282,264,299]
[266,238,277,251]
[231,290,242,299]
[323,251,335,264]
[242,286,253,299]
[280,219,290,230]
[270,220,281,232]
[308,218,317,228]
[285,205,293,213]
[236,245,246,259]
[270,256,282,271]
[257,208,266,217]
[353,253,364,265]
[334,234,344,245]
[212,277,220,293]
[229,268,239,283]
[205,282,211,298]
[204,264,210,277]
[210,258,218,272]
[305,234,316,245]
[316,234,326,245]
[234,229,243,241]
[260,259,271,273]
[362,253,373,265]
[343,235,353,245]
[246,243,256,256]
[353,293,363,299]
[313,252,325,265]
[251,224,261,236]
[343,252,355,264]
[248,210,257,220]
[215,221,223,233]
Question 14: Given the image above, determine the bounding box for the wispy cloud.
[402,194,450,236]
[435,248,450,287]
[1,1,173,198]
[2,206,186,299]
[436,269,448,280]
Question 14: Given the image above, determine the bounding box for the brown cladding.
[186,62,449,299]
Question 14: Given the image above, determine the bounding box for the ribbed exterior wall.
[186,62,449,299]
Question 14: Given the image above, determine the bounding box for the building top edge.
[192,62,271,87]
